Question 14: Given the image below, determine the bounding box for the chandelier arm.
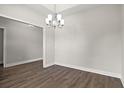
[54,4,56,13]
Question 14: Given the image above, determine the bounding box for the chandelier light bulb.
[53,20,57,26]
[61,19,64,25]
[57,14,62,21]
[45,18,49,25]
[48,14,52,20]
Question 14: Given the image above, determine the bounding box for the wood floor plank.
[0,61,123,88]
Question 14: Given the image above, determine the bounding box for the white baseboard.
[5,58,43,67]
[121,78,124,87]
[0,61,3,64]
[43,62,54,68]
[55,62,121,78]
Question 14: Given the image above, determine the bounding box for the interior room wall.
[0,16,43,67]
[55,5,122,77]
[0,28,3,64]
[43,27,55,67]
[121,5,124,86]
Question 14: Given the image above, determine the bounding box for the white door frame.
[43,27,46,68]
[0,26,7,68]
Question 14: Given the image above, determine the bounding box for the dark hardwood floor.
[0,61,123,88]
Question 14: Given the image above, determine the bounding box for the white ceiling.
[42,4,78,13]
[26,4,101,17]
[26,4,53,16]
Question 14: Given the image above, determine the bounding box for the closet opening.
[0,28,4,68]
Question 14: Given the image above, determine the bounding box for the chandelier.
[45,5,64,28]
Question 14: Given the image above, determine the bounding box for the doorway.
[0,28,4,67]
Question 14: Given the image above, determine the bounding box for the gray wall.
[43,27,55,67]
[0,28,3,63]
[0,16,43,66]
[55,5,121,76]
[122,5,124,85]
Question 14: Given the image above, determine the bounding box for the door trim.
[0,27,7,67]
